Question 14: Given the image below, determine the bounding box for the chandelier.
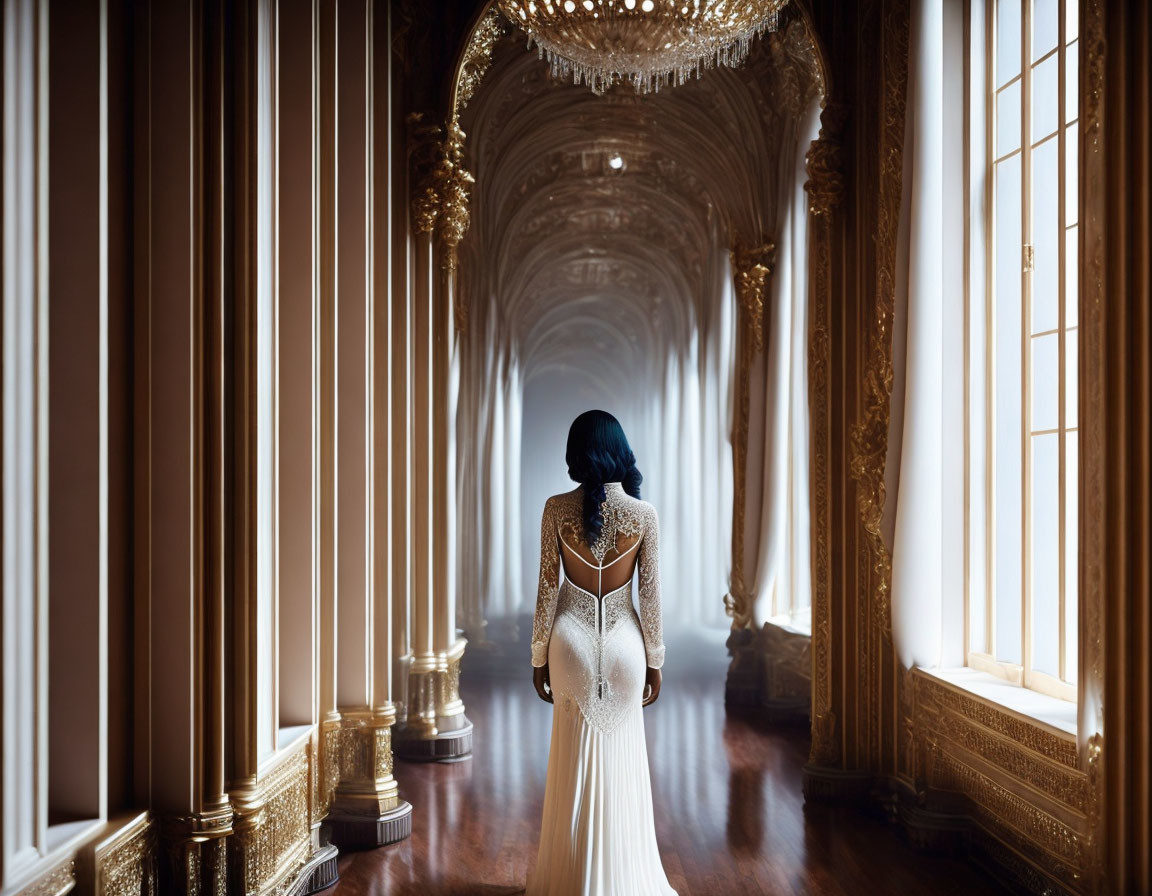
[498,0,789,95]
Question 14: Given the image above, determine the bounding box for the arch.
[445,1,834,646]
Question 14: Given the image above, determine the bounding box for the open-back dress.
[526,482,677,896]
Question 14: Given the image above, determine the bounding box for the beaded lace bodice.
[531,483,665,671]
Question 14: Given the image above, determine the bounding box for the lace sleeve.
[637,504,666,669]
[530,498,561,667]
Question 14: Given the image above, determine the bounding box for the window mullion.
[1020,0,1033,692]
[984,0,993,662]
[1057,0,1068,685]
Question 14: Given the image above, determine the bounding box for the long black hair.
[565,410,643,544]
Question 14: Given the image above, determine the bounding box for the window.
[968,0,1079,701]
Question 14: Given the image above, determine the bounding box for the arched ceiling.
[458,10,824,385]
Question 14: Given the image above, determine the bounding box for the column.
[394,121,473,760]
[326,0,411,848]
[394,120,444,756]
[134,0,232,888]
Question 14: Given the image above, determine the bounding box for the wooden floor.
[332,635,1007,895]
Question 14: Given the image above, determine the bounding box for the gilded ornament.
[805,104,848,217]
[411,183,440,235]
[409,119,443,236]
[15,861,74,896]
[309,734,320,826]
[730,241,773,356]
[930,751,1085,869]
[375,727,394,780]
[846,0,908,772]
[912,671,1091,886]
[726,240,774,631]
[805,102,843,769]
[435,122,477,262]
[97,819,156,896]
[919,676,1078,767]
[320,722,341,816]
[931,710,1087,811]
[230,747,312,895]
[438,656,464,708]
[454,10,506,117]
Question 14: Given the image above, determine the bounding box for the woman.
[526,410,677,896]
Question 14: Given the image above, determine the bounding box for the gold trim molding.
[451,9,506,121]
[804,102,847,768]
[725,241,776,631]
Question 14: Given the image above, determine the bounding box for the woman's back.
[531,482,665,671]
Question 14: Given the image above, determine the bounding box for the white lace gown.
[527,483,677,896]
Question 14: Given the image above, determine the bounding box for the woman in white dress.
[526,410,677,896]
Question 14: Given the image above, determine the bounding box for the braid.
[582,481,607,544]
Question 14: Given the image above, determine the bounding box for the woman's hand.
[642,666,662,706]
[533,664,554,704]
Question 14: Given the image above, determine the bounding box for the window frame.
[966,0,1079,703]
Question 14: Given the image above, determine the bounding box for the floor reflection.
[331,635,1006,895]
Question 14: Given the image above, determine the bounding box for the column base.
[393,714,473,762]
[801,763,872,804]
[326,800,413,851]
[282,843,339,896]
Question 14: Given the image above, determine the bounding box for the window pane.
[1066,225,1079,326]
[1066,39,1079,123]
[1067,0,1079,44]
[1065,327,1078,428]
[997,0,1022,87]
[994,474,1024,666]
[1066,121,1079,225]
[1032,53,1060,141]
[1032,0,1060,62]
[1031,432,1060,677]
[1064,432,1079,683]
[970,564,988,655]
[994,147,1024,665]
[1032,332,1060,431]
[997,82,1022,157]
[1032,137,1060,331]
[996,155,1022,313]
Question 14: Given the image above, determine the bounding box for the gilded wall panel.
[930,751,1085,875]
[919,676,1079,769]
[913,671,1090,891]
[93,816,156,896]
[15,861,74,896]
[231,745,312,896]
[932,711,1087,813]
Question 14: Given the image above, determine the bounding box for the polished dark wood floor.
[332,635,1007,895]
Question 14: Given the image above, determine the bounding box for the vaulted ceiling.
[458,11,824,389]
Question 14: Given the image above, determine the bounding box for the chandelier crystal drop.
[498,0,789,95]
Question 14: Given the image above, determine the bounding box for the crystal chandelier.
[498,0,789,95]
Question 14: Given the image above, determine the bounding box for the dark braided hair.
[565,410,643,544]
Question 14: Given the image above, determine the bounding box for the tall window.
[969,0,1079,701]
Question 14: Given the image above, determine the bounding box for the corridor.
[332,636,1007,896]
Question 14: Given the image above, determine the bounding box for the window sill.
[921,666,1077,738]
[764,606,811,636]
[257,723,315,776]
